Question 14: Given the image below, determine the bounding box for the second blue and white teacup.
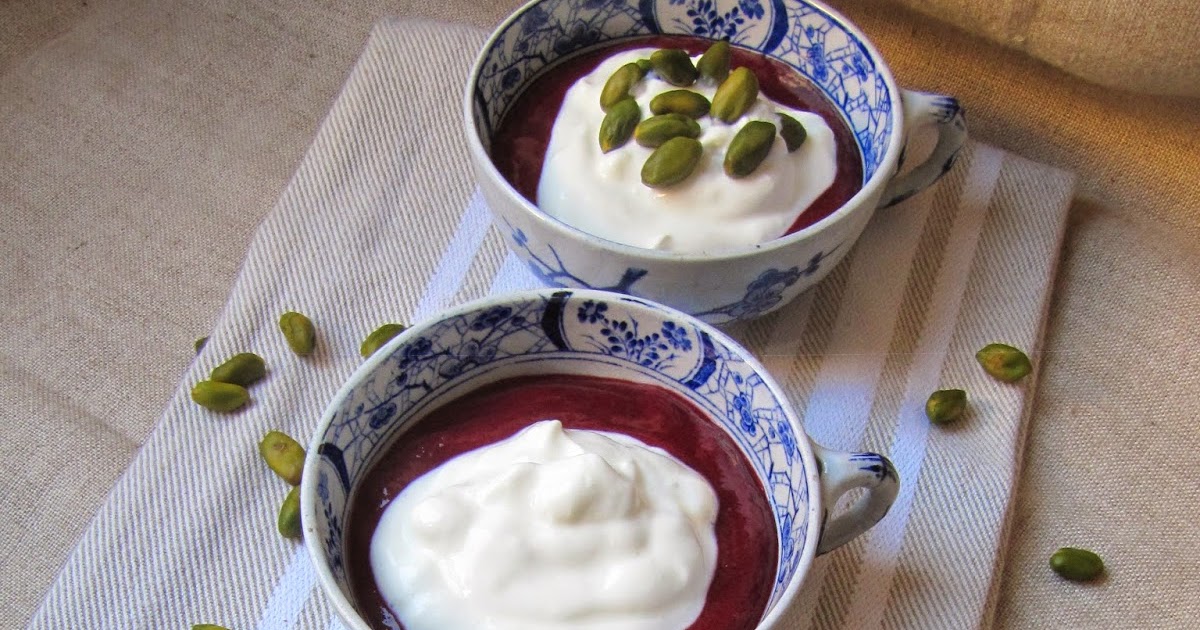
[302,289,899,629]
[463,0,966,324]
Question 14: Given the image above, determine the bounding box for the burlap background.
[2,0,1198,627]
[889,0,1200,97]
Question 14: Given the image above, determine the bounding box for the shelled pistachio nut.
[649,90,711,119]
[641,136,704,188]
[599,97,642,153]
[696,40,731,83]
[1049,547,1105,582]
[711,67,759,123]
[634,113,702,148]
[724,120,776,178]
[259,430,306,486]
[360,323,408,359]
[924,389,967,424]
[600,62,645,111]
[636,58,652,73]
[193,336,208,353]
[210,352,266,388]
[779,113,808,152]
[190,380,250,413]
[649,48,698,86]
[277,486,302,539]
[975,343,1032,382]
[279,311,317,356]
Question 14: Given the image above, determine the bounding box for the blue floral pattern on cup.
[695,245,839,320]
[509,213,844,322]
[574,298,694,369]
[506,222,650,294]
[308,290,814,614]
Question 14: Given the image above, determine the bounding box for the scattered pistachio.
[279,311,317,356]
[193,336,208,353]
[360,323,407,359]
[975,343,1032,383]
[598,97,642,153]
[190,380,250,413]
[711,67,759,123]
[925,389,967,424]
[600,62,645,111]
[635,58,652,73]
[1050,547,1105,582]
[209,352,267,388]
[778,113,808,152]
[649,48,698,86]
[634,113,702,148]
[259,430,306,486]
[724,120,776,178]
[277,486,302,539]
[649,89,711,119]
[696,40,731,83]
[641,136,704,189]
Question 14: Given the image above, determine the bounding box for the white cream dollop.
[537,48,838,253]
[370,419,719,630]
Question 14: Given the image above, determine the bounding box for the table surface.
[3,0,1199,628]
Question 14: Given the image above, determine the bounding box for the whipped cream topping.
[370,419,719,630]
[537,47,838,253]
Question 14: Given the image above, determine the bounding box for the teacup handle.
[879,89,968,208]
[813,443,900,554]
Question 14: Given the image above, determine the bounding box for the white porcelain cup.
[464,0,967,324]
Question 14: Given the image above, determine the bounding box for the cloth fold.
[28,17,1074,630]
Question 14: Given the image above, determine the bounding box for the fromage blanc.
[537,47,838,253]
[369,419,719,630]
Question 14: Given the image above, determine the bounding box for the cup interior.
[468,0,897,185]
[304,289,819,625]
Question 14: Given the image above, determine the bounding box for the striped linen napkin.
[28,17,1073,630]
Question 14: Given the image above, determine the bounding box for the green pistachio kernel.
[925,389,967,424]
[641,136,704,189]
[279,311,317,356]
[259,430,306,486]
[975,343,1033,382]
[193,336,209,353]
[649,48,698,86]
[600,62,645,111]
[190,380,250,413]
[209,352,267,388]
[1050,547,1105,582]
[360,323,407,359]
[648,89,711,118]
[724,120,777,178]
[778,113,808,152]
[711,66,759,123]
[634,113,702,148]
[696,40,731,83]
[598,97,641,153]
[277,486,302,539]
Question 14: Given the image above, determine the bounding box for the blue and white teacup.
[463,0,967,324]
[302,289,899,629]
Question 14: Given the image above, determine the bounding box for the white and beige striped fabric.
[27,18,1074,630]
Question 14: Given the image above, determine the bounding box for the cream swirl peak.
[537,47,838,253]
[370,419,720,630]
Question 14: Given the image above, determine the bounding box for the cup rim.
[462,0,906,262]
[301,287,827,629]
